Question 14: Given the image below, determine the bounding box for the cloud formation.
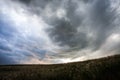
[0,0,120,64]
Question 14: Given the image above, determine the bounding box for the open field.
[0,55,120,80]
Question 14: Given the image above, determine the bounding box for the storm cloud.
[0,0,120,64]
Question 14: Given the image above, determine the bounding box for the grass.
[0,54,120,80]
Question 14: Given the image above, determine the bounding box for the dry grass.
[0,55,120,80]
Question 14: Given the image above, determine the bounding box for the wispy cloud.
[0,0,120,64]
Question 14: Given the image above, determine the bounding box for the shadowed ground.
[0,54,120,80]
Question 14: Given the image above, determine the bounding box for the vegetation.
[0,55,120,80]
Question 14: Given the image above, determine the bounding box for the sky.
[0,0,120,64]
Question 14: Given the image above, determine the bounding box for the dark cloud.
[19,0,31,4]
[0,16,17,39]
[88,0,114,50]
[48,19,88,51]
[0,44,12,52]
[10,0,120,57]
[0,16,17,64]
[30,48,46,60]
[0,50,16,65]
[46,0,120,52]
[0,55,15,65]
[0,0,120,64]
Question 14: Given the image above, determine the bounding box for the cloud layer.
[0,0,120,64]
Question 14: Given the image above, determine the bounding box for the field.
[0,55,120,80]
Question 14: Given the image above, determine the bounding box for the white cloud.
[0,0,120,64]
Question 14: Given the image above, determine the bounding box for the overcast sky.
[0,0,120,64]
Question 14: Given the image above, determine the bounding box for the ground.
[0,55,120,80]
